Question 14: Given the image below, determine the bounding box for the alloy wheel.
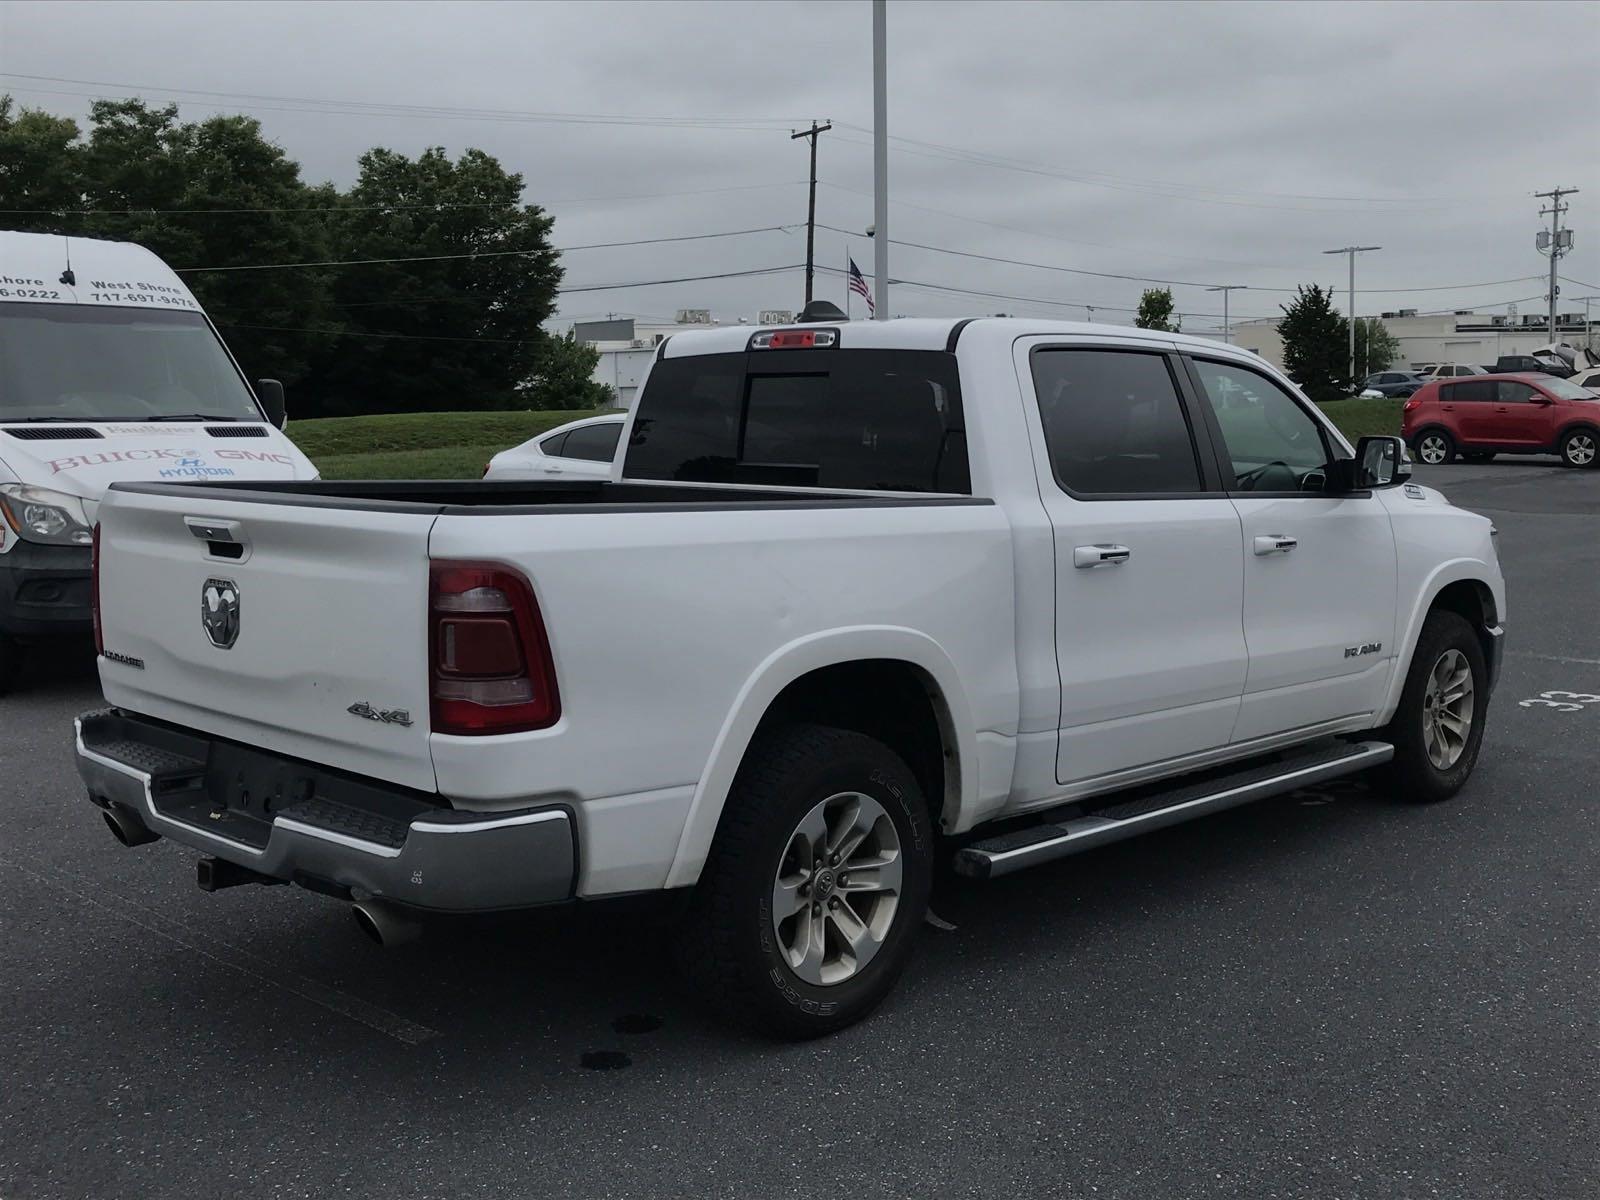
[1418,435,1448,465]
[1421,648,1475,770]
[1566,432,1596,467]
[771,791,903,986]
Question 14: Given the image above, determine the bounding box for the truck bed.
[110,478,991,514]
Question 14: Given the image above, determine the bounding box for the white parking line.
[0,855,440,1045]
[1509,651,1600,667]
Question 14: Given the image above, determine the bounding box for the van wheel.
[1559,428,1598,468]
[1414,430,1455,465]
[1376,610,1487,804]
[677,723,933,1039]
[0,635,20,695]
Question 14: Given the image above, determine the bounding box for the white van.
[0,230,318,690]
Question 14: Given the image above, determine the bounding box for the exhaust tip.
[102,804,158,848]
[351,899,421,948]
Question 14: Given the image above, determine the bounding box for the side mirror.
[1355,435,1412,488]
[255,378,287,429]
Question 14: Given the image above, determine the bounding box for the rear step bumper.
[954,739,1393,881]
[74,709,575,912]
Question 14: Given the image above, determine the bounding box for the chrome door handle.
[1253,534,1298,555]
[1073,544,1131,568]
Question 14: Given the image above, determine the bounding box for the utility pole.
[1323,245,1380,383]
[790,119,832,306]
[872,0,889,320]
[1206,285,1245,344]
[1535,187,1578,343]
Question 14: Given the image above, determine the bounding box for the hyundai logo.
[201,578,240,648]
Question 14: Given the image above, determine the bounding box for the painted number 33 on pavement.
[1520,690,1600,713]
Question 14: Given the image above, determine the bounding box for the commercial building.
[571,309,795,407]
[1223,309,1596,375]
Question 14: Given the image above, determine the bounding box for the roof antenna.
[59,230,75,286]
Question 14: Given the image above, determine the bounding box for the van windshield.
[0,303,264,422]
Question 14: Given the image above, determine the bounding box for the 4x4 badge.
[201,578,240,648]
[347,701,413,727]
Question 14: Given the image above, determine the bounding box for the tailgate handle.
[185,516,250,562]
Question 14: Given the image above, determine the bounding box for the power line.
[174,226,794,272]
[816,223,1546,295]
[214,264,808,340]
[0,180,810,216]
[0,72,806,133]
[816,180,1304,272]
[827,129,1460,214]
[830,123,1485,207]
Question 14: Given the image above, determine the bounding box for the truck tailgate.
[94,487,440,792]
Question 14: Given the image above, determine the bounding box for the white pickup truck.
[76,317,1505,1037]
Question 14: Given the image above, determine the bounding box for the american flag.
[848,257,874,315]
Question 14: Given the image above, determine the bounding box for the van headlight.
[0,485,93,546]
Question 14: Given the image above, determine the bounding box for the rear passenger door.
[1185,356,1397,743]
[1016,341,1248,787]
[1447,379,1497,444]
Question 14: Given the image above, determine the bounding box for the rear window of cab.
[625,349,970,493]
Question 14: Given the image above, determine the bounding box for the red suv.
[1403,373,1600,468]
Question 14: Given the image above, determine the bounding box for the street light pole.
[872,0,889,320]
[1324,246,1380,384]
[1206,285,1245,344]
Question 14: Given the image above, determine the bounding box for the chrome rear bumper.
[75,709,575,912]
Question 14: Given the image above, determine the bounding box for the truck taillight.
[91,522,104,656]
[428,561,559,735]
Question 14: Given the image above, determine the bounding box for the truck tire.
[1376,610,1487,804]
[1413,430,1455,465]
[677,723,934,1039]
[1558,427,1598,468]
[0,634,20,696]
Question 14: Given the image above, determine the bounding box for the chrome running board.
[953,740,1394,880]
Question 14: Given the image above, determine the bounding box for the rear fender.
[662,627,976,890]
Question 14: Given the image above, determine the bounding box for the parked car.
[1418,364,1485,380]
[1404,372,1600,467]
[0,230,318,693]
[1492,354,1574,378]
[1569,365,1600,393]
[483,412,625,481]
[78,317,1505,1038]
[1359,371,1428,397]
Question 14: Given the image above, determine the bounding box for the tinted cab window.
[626,349,968,493]
[1190,359,1333,491]
[1029,349,1202,495]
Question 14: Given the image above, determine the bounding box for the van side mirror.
[255,379,287,429]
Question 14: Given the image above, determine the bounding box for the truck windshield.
[0,303,263,422]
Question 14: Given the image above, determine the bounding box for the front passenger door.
[1488,379,1549,447]
[1186,357,1398,744]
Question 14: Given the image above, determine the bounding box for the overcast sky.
[2,0,1597,333]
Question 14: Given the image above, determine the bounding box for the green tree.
[311,146,562,417]
[521,331,614,410]
[1135,286,1179,332]
[0,97,83,217]
[1354,317,1401,378]
[1277,284,1349,400]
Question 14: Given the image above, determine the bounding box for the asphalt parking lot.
[2,460,1597,1200]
